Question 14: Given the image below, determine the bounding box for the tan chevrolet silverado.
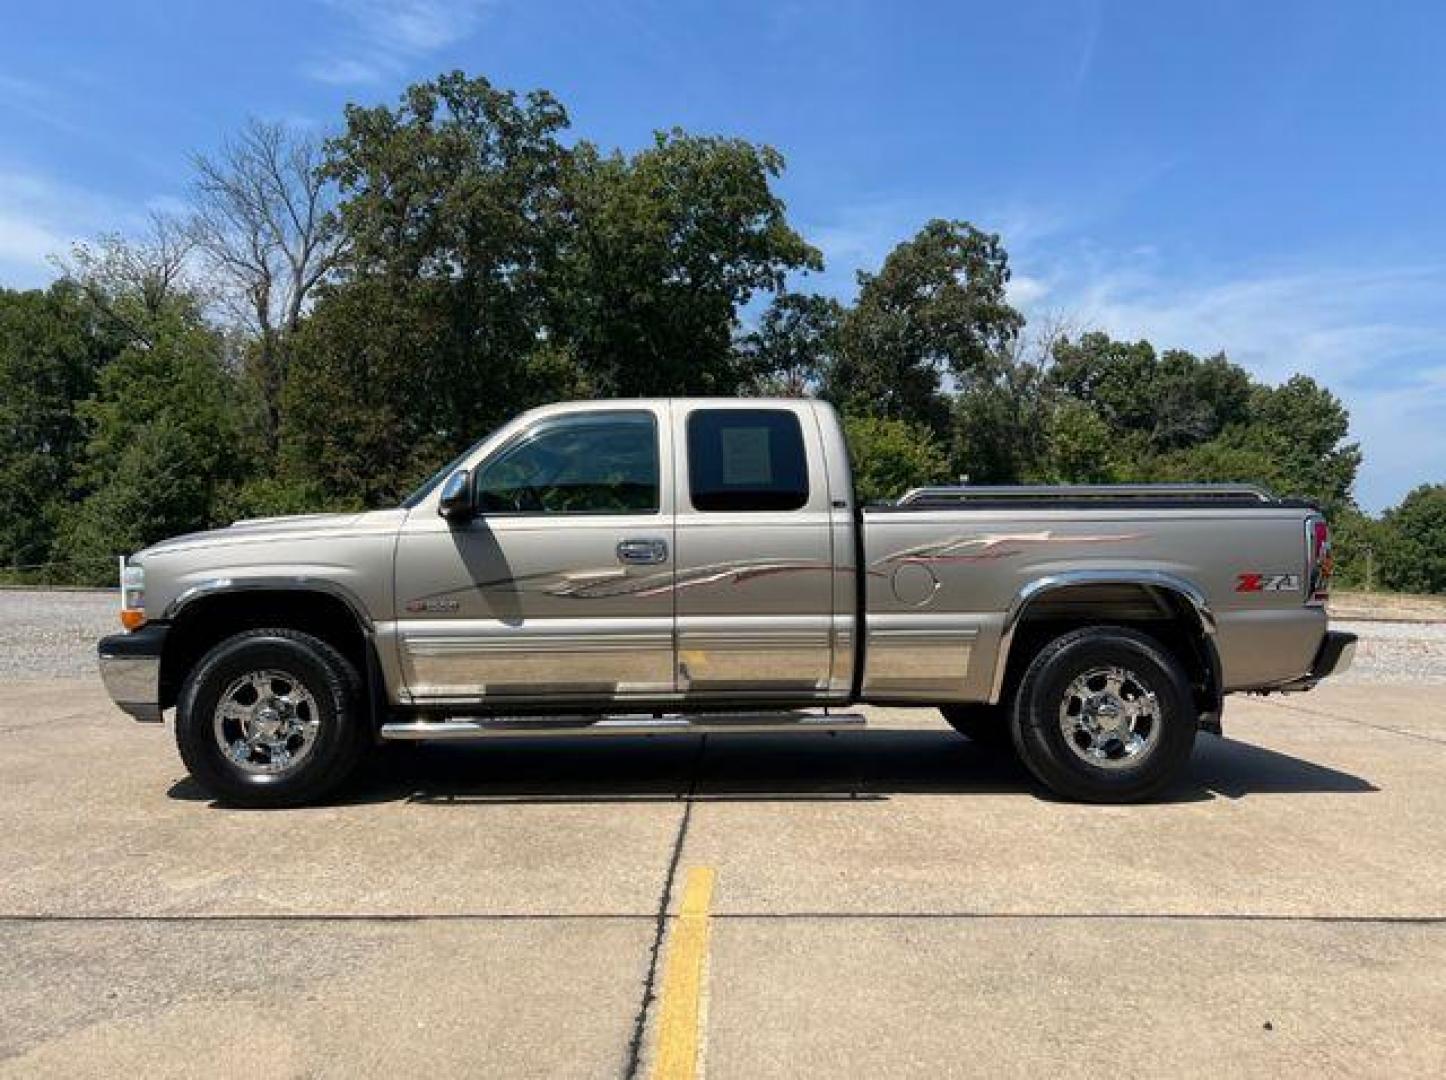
[98,398,1355,807]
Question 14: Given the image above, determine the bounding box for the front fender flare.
[162,576,375,630]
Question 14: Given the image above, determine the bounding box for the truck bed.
[857,486,1325,702]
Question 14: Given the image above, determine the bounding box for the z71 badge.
[1236,573,1301,593]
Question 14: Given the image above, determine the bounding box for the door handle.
[617,538,668,565]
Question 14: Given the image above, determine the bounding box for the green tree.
[553,131,820,396]
[1045,399,1119,483]
[1143,379,1359,511]
[214,476,352,522]
[48,226,251,579]
[65,217,195,350]
[1330,506,1389,591]
[843,414,950,503]
[1143,438,1284,491]
[283,72,574,502]
[1240,375,1360,511]
[1045,333,1359,510]
[950,354,1052,483]
[829,220,1022,433]
[58,309,243,579]
[1377,484,1446,594]
[737,292,843,395]
[285,75,820,503]
[1048,333,1252,452]
[0,282,121,569]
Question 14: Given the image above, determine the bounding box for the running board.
[379,710,866,741]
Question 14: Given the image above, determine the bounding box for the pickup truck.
[98,397,1355,807]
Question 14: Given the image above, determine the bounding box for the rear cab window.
[686,408,809,512]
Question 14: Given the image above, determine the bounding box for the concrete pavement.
[1,677,1443,1077]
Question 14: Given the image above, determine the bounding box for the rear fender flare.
[987,570,1218,705]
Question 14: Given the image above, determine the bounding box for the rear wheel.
[175,628,369,808]
[1008,626,1197,803]
[939,703,1011,748]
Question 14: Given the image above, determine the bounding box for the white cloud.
[0,168,153,288]
[1006,273,1049,308]
[304,56,387,86]
[0,213,66,277]
[305,0,495,86]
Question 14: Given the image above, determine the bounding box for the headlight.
[120,558,146,630]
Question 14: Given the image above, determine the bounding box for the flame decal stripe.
[408,558,843,606]
[874,530,1146,567]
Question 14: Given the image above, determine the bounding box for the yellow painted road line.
[651,866,717,1080]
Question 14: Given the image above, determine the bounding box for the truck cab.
[386,398,858,709]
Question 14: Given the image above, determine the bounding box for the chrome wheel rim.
[212,670,321,776]
[1058,665,1162,770]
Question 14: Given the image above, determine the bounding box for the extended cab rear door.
[671,400,844,700]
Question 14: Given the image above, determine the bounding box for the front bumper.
[98,623,169,722]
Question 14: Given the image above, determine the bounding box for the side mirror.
[437,469,476,522]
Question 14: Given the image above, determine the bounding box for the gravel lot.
[7,589,1442,683]
[0,591,119,679]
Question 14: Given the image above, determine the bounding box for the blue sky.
[2,1,1442,511]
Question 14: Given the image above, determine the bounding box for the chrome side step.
[379,710,866,741]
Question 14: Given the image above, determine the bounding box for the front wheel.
[1009,626,1197,803]
[175,628,370,808]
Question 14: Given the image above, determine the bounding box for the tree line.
[0,71,1440,591]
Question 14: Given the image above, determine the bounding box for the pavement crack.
[0,912,654,924]
[709,911,1446,925]
[622,733,707,1080]
[4,910,1439,928]
[1259,697,1446,747]
[0,710,96,735]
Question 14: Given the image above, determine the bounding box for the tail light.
[1306,516,1333,603]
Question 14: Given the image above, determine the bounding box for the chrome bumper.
[98,625,168,722]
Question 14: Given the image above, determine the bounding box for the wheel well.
[997,583,1220,718]
[158,590,370,710]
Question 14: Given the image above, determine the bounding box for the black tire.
[1008,626,1197,803]
[175,628,370,808]
[939,703,1012,748]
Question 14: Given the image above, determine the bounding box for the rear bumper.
[1273,630,1357,692]
[97,623,168,722]
[1312,630,1357,680]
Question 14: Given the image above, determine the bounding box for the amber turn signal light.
[120,608,147,631]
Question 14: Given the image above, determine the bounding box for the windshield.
[399,430,495,509]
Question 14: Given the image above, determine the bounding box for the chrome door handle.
[616,538,668,565]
